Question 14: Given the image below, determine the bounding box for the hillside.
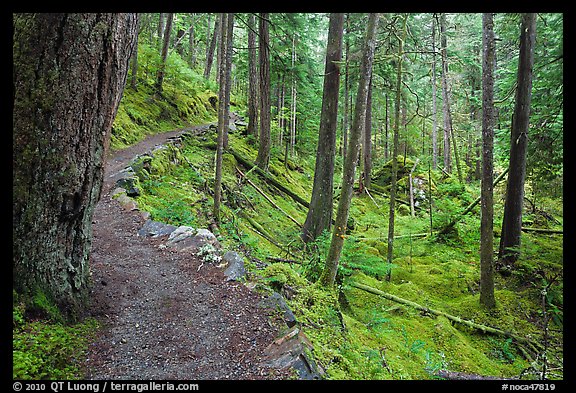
[109,80,563,379]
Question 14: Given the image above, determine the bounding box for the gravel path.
[84,127,291,380]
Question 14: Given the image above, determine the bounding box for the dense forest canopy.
[13,12,563,381]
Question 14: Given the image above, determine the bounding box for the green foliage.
[13,295,98,380]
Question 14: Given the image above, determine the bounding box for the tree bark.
[498,14,537,266]
[222,13,234,149]
[204,14,219,80]
[386,14,408,282]
[363,73,373,190]
[155,12,173,95]
[301,13,344,244]
[439,13,451,173]
[319,13,379,287]
[255,13,271,171]
[480,13,496,309]
[246,13,259,141]
[130,14,139,90]
[431,14,438,170]
[213,13,234,223]
[13,13,138,318]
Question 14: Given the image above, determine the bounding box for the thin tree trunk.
[386,14,408,282]
[301,13,344,244]
[431,14,438,169]
[499,13,537,266]
[319,13,379,287]
[342,15,350,161]
[480,12,496,309]
[130,15,139,89]
[384,94,389,160]
[247,13,259,141]
[364,73,373,190]
[213,13,229,223]
[13,13,138,318]
[204,14,219,80]
[222,13,234,149]
[155,12,173,95]
[255,12,271,171]
[440,13,451,172]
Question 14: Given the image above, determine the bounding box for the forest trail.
[84,126,290,380]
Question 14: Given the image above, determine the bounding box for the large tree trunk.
[319,13,379,287]
[255,13,271,171]
[499,13,537,266]
[342,15,350,161]
[480,12,496,309]
[13,13,138,318]
[222,13,234,149]
[246,13,259,141]
[301,13,344,244]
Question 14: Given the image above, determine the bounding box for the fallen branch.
[433,369,516,380]
[438,167,509,235]
[236,166,302,228]
[521,227,563,235]
[228,148,310,209]
[266,256,301,264]
[349,282,542,350]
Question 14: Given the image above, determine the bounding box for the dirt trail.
[84,127,290,380]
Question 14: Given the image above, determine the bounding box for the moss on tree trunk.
[13,13,138,319]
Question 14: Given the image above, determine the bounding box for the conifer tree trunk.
[431,14,438,170]
[480,12,496,309]
[13,13,138,318]
[247,13,259,141]
[386,14,408,282]
[342,16,350,162]
[213,13,234,223]
[499,13,537,266]
[204,14,219,80]
[440,13,451,172]
[256,13,271,171]
[301,13,344,244]
[155,12,173,95]
[130,14,140,90]
[319,13,379,287]
[364,73,373,190]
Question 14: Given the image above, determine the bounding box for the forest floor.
[83,126,292,380]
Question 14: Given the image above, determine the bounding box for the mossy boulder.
[372,155,415,187]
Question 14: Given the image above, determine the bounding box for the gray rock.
[138,220,177,238]
[166,226,220,252]
[113,167,140,197]
[258,292,297,328]
[222,251,246,281]
[262,326,322,380]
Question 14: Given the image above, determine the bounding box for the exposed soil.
[84,126,291,380]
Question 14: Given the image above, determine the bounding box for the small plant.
[196,244,222,264]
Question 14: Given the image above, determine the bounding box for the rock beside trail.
[258,292,297,328]
[262,326,322,380]
[166,226,221,252]
[222,251,246,281]
[137,220,177,238]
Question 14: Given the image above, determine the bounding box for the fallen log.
[438,167,509,235]
[228,148,310,209]
[349,282,542,350]
[434,369,516,380]
[236,166,302,228]
[521,227,563,235]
